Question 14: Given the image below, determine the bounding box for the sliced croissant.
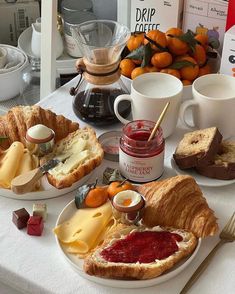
[0,105,79,149]
[137,175,218,238]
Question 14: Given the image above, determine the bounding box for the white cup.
[114,73,183,138]
[0,47,7,69]
[180,74,235,139]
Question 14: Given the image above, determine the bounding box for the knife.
[11,159,60,194]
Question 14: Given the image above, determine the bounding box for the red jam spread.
[100,231,183,264]
[129,131,151,141]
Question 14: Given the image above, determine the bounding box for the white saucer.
[171,158,235,187]
[17,27,77,74]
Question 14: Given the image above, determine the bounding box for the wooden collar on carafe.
[76,54,121,85]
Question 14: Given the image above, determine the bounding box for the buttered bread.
[41,127,104,189]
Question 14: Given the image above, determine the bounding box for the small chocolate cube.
[12,208,30,230]
[33,203,47,221]
[27,216,44,236]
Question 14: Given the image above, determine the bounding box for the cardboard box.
[117,0,184,33]
[0,1,40,45]
[220,25,235,77]
[182,0,228,52]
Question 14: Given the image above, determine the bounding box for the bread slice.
[84,225,198,280]
[173,127,222,169]
[40,127,103,189]
[136,175,218,238]
[196,141,235,180]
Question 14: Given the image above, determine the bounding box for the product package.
[117,0,184,33]
[220,25,235,77]
[0,0,40,45]
[182,0,228,52]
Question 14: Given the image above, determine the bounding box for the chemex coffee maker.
[70,20,131,126]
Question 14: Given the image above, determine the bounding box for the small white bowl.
[0,45,28,101]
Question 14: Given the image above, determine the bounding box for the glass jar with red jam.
[119,120,165,183]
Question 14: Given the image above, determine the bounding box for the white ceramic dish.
[171,158,235,187]
[55,199,201,289]
[121,51,220,102]
[17,27,77,75]
[0,44,28,101]
[0,172,92,200]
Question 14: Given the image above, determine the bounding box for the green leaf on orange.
[141,43,152,67]
[177,30,197,49]
[170,60,196,70]
[125,44,145,62]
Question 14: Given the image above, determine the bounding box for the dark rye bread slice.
[173,127,222,169]
[196,141,235,180]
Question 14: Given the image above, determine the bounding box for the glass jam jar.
[119,120,165,183]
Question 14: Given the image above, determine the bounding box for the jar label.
[64,33,82,58]
[119,148,164,182]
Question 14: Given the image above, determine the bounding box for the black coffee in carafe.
[73,88,130,126]
[69,20,131,126]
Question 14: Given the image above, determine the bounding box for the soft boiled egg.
[112,190,145,213]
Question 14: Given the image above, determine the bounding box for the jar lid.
[61,0,93,12]
[98,131,121,162]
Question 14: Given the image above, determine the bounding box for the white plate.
[171,158,235,187]
[17,27,77,75]
[0,172,92,200]
[55,199,201,289]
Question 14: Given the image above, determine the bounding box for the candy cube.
[33,203,47,221]
[12,208,30,230]
[27,216,44,236]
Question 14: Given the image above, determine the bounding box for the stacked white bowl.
[0,44,28,101]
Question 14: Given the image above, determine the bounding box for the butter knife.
[11,159,60,194]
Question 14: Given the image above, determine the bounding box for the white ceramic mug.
[114,73,183,138]
[0,47,7,69]
[180,74,235,139]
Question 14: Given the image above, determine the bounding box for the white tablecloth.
[0,78,235,294]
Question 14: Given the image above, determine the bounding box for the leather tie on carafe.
[69,57,121,96]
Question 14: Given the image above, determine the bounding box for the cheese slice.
[15,150,39,176]
[0,142,24,188]
[54,201,113,254]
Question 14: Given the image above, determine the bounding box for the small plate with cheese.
[54,199,201,288]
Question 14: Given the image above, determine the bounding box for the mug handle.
[179,100,198,129]
[114,94,132,125]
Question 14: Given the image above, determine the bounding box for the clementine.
[151,52,173,68]
[107,181,135,199]
[120,59,136,78]
[85,187,108,208]
[144,29,167,51]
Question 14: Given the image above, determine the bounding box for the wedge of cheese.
[0,142,24,188]
[54,201,113,254]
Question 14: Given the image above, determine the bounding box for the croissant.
[137,175,218,238]
[0,105,79,149]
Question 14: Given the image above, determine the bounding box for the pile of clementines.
[120,27,217,86]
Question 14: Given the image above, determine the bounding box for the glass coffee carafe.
[70,20,131,126]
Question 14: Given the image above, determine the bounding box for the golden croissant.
[0,105,79,149]
[137,175,218,238]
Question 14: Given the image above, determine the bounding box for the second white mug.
[114,73,183,138]
[180,74,235,139]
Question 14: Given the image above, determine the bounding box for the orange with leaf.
[120,27,219,83]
